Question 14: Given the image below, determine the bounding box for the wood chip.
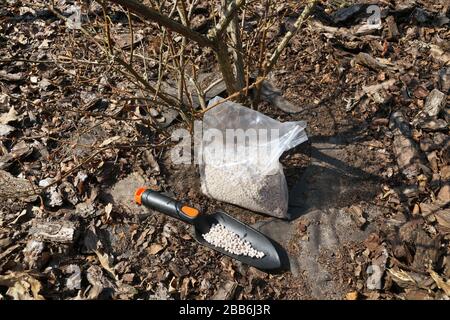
[29,220,78,243]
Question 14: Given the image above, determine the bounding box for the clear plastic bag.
[200,97,308,218]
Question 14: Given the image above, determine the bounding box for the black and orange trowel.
[135,188,287,271]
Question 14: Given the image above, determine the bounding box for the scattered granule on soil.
[202,224,265,259]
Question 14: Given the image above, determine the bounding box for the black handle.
[136,189,200,224]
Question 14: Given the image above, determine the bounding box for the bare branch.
[209,0,246,40]
[126,9,135,65]
[106,0,215,48]
[199,77,265,114]
[215,42,238,94]
[48,4,182,109]
[223,0,245,91]
[265,0,317,74]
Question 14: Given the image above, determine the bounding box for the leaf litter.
[0,0,449,300]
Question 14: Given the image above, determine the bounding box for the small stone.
[0,107,19,125]
[38,78,51,90]
[144,150,160,173]
[29,219,78,243]
[348,205,367,228]
[39,178,63,207]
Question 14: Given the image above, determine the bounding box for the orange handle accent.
[180,206,199,218]
[134,187,147,205]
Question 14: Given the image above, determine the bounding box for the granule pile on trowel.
[202,224,265,258]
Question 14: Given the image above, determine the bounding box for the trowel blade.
[192,211,287,271]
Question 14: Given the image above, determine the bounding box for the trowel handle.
[134,188,200,224]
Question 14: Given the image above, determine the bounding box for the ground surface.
[0,0,449,300]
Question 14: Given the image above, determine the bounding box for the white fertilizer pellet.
[202,224,265,259]
[201,164,288,218]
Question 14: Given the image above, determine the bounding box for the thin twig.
[186,67,207,110]
[265,0,317,73]
[176,0,189,103]
[209,0,246,41]
[107,0,215,48]
[101,1,114,55]
[253,0,317,103]
[198,77,265,114]
[127,9,135,65]
[48,5,183,111]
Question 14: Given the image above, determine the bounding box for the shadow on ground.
[255,131,385,299]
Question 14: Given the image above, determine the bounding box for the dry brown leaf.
[105,203,113,221]
[180,277,191,299]
[0,124,15,136]
[148,243,164,255]
[430,44,450,64]
[99,135,121,147]
[168,277,178,293]
[388,268,417,288]
[429,270,450,296]
[115,282,138,300]
[94,250,117,280]
[435,210,450,233]
[0,272,44,300]
[105,203,113,214]
[0,107,19,125]
[113,33,144,49]
[345,291,358,300]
